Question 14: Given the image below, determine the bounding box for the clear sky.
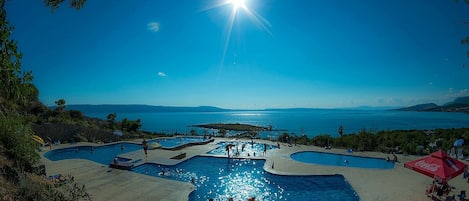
[5,0,469,109]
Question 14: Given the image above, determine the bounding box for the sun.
[229,0,247,11]
[201,0,271,67]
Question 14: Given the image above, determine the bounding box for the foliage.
[44,0,87,10]
[0,0,36,115]
[119,118,141,133]
[279,127,469,156]
[17,173,91,201]
[0,114,39,170]
[311,134,333,147]
[106,113,116,129]
[55,99,66,112]
[68,110,84,121]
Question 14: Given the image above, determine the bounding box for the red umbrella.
[404,150,467,182]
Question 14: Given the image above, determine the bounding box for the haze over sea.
[74,106,469,139]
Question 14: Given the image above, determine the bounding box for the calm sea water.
[80,109,469,138]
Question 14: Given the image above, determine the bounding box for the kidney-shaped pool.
[291,151,395,169]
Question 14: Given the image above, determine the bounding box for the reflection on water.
[132,156,360,201]
[207,141,278,157]
[230,113,265,116]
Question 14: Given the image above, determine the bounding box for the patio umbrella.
[404,150,467,182]
[454,139,464,147]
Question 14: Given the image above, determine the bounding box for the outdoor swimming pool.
[45,142,362,200]
[44,142,141,165]
[207,141,278,157]
[132,156,360,201]
[45,137,211,163]
[148,136,210,149]
[291,151,395,169]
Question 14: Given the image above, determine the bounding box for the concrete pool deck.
[40,138,469,201]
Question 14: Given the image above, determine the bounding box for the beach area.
[39,138,469,201]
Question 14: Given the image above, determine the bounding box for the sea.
[75,107,469,139]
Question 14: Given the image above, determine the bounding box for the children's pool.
[132,156,360,201]
[206,141,278,157]
[291,151,395,169]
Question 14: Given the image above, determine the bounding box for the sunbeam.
[200,0,271,69]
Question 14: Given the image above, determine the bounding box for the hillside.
[65,104,230,113]
[396,96,469,113]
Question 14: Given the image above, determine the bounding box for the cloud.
[158,72,167,77]
[147,22,160,32]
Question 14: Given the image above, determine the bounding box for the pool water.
[291,151,394,169]
[44,143,142,165]
[132,156,360,201]
[207,141,278,157]
[148,136,209,149]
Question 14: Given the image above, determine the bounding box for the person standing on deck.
[142,139,148,157]
[263,143,267,156]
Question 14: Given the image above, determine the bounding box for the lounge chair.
[109,157,134,170]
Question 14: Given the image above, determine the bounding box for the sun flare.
[230,0,247,11]
[201,0,272,69]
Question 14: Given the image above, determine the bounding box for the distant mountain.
[348,105,401,110]
[395,96,469,113]
[395,103,439,111]
[444,96,469,108]
[64,104,230,113]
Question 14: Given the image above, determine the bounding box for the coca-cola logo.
[415,160,440,172]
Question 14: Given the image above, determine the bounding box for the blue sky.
[5,0,469,109]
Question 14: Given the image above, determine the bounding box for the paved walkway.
[40,138,469,201]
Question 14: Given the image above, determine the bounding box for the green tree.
[0,0,35,114]
[106,112,116,129]
[44,0,87,10]
[55,98,66,112]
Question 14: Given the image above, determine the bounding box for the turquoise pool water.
[207,141,278,157]
[148,136,209,149]
[44,143,141,165]
[291,151,394,169]
[132,156,360,201]
[45,137,210,163]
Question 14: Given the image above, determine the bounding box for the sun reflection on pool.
[132,157,360,201]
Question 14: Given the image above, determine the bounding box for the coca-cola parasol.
[404,150,467,182]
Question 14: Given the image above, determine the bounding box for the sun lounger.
[109,157,134,170]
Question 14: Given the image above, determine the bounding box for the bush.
[17,173,92,201]
[0,115,39,170]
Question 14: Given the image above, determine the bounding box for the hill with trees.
[395,96,469,113]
